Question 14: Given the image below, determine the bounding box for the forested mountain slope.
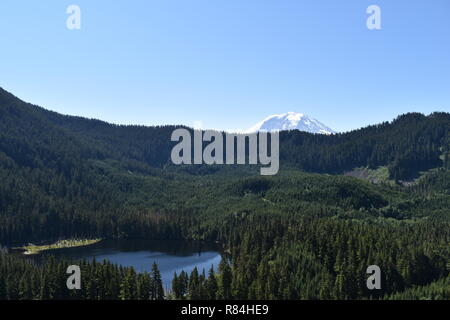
[1,87,448,179]
[1,87,449,300]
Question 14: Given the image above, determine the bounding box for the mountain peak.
[246,112,335,134]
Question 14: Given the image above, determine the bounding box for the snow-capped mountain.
[246,112,335,134]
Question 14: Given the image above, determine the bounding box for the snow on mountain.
[245,112,335,134]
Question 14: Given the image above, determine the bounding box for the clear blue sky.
[0,0,449,132]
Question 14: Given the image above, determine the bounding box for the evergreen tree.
[206,266,218,300]
[218,260,232,300]
[150,262,164,300]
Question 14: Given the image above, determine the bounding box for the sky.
[0,0,449,132]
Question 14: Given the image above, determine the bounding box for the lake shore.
[16,239,102,255]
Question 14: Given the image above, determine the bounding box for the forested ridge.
[0,87,449,300]
[1,87,448,180]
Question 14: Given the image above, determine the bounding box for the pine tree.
[150,262,164,300]
[218,260,232,300]
[206,266,218,300]
[188,267,200,300]
[119,268,137,300]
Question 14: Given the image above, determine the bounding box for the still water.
[38,239,222,288]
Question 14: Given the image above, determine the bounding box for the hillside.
[1,87,450,300]
[1,87,449,179]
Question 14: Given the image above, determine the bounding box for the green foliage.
[0,250,164,300]
[1,87,450,300]
[385,275,450,300]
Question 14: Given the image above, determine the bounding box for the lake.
[36,239,222,289]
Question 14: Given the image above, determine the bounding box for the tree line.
[0,249,164,300]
